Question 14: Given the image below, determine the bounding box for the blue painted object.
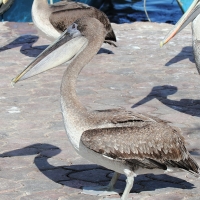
[2,0,104,22]
[3,0,60,22]
[0,0,183,24]
[74,0,103,8]
[176,0,193,13]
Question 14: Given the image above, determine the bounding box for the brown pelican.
[12,18,199,199]
[160,0,200,73]
[32,0,116,45]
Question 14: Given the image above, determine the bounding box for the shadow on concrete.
[0,143,195,193]
[132,85,200,118]
[165,46,195,67]
[0,34,113,59]
[98,47,114,55]
[0,35,48,57]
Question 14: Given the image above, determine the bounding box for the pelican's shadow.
[0,35,113,58]
[98,47,114,54]
[0,35,48,57]
[132,85,200,118]
[165,46,195,66]
[0,143,194,193]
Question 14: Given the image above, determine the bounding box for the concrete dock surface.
[0,21,200,199]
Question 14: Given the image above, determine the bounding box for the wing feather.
[49,2,116,42]
[81,124,199,173]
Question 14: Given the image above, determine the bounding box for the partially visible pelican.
[0,0,5,5]
[32,0,116,45]
[12,18,199,199]
[160,0,200,73]
[0,0,13,16]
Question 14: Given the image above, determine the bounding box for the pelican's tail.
[105,29,117,42]
[187,156,200,177]
[165,155,199,177]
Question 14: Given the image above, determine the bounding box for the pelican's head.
[160,0,200,47]
[12,18,106,84]
[12,19,92,84]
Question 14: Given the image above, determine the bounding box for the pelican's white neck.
[60,31,105,149]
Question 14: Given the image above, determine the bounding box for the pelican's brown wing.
[81,124,199,173]
[49,2,116,42]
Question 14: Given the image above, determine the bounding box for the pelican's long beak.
[12,26,88,83]
[3,0,9,4]
[160,0,200,47]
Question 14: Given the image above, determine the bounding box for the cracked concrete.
[0,21,200,199]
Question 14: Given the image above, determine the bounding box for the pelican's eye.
[68,23,80,38]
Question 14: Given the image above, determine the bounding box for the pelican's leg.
[121,169,136,200]
[103,169,135,200]
[82,171,122,196]
[107,172,120,191]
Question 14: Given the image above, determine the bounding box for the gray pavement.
[0,21,200,199]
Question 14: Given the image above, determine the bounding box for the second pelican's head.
[161,0,200,46]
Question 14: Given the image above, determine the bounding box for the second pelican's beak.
[3,0,9,4]
[12,23,88,83]
[160,0,200,47]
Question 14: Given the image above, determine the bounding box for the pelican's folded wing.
[81,124,199,173]
[49,3,97,33]
[49,2,116,42]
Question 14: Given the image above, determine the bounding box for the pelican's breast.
[60,97,88,150]
[193,15,200,40]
